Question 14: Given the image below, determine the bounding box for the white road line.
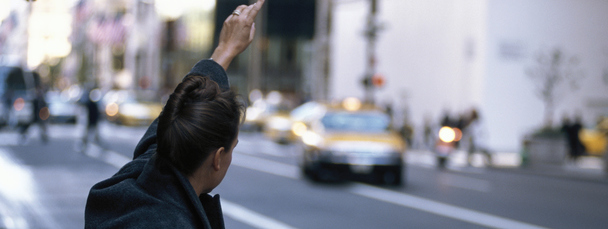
[235,140,292,157]
[221,200,297,229]
[87,147,298,229]
[231,152,546,228]
[349,183,546,229]
[231,153,300,179]
[0,148,61,229]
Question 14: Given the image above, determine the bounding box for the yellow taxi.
[295,98,406,185]
[263,111,298,144]
[103,90,163,126]
[263,101,326,144]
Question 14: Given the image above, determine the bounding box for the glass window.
[321,111,390,132]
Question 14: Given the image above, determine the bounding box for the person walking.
[463,108,492,166]
[78,88,102,152]
[562,115,585,163]
[18,71,48,144]
[85,1,264,228]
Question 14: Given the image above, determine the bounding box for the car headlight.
[302,131,324,147]
[291,122,307,136]
[119,103,150,119]
[266,116,292,131]
[245,107,263,121]
[106,103,119,117]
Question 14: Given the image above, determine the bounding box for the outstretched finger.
[243,0,265,20]
[249,22,256,42]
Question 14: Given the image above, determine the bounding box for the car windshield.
[320,111,390,132]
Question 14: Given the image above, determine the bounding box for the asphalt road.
[1,122,607,229]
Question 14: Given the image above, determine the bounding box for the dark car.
[0,66,37,128]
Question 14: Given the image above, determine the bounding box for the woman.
[85,1,264,228]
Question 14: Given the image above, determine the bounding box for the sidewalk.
[406,149,608,183]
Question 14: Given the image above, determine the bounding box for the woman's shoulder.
[86,153,207,228]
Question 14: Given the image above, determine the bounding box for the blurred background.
[1,0,607,228]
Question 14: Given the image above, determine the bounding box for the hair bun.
[164,75,221,122]
[184,76,220,101]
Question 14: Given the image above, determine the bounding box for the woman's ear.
[212,147,225,171]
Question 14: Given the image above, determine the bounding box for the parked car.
[0,66,36,128]
[297,98,407,185]
[46,90,80,124]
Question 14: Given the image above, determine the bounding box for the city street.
[1,122,607,229]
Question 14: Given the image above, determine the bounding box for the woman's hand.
[211,0,265,70]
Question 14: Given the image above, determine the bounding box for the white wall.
[485,0,608,151]
[331,0,608,152]
[331,0,487,145]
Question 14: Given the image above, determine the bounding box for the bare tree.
[526,48,585,127]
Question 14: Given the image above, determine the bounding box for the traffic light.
[372,73,385,87]
[362,73,385,88]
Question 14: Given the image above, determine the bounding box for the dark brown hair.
[157,75,244,175]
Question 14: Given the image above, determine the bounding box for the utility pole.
[248,0,266,94]
[363,0,381,104]
[311,0,331,102]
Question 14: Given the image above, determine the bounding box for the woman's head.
[157,75,244,176]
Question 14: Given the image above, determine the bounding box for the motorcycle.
[434,126,461,169]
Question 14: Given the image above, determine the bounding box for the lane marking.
[0,148,61,229]
[231,152,545,229]
[236,138,294,157]
[349,183,545,229]
[222,200,297,229]
[231,153,300,179]
[88,147,298,229]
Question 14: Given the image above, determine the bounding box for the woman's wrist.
[210,45,238,71]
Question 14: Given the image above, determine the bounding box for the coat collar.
[137,153,224,228]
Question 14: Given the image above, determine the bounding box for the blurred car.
[580,116,608,157]
[263,101,326,144]
[46,90,80,124]
[243,90,290,132]
[0,66,37,128]
[297,98,407,185]
[263,111,296,144]
[242,99,269,131]
[102,90,163,126]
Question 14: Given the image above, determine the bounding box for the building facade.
[330,0,608,152]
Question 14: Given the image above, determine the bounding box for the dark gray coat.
[84,59,230,228]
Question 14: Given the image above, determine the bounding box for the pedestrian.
[78,88,102,152]
[84,1,264,228]
[18,71,48,144]
[561,114,585,162]
[423,114,433,150]
[463,108,492,166]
